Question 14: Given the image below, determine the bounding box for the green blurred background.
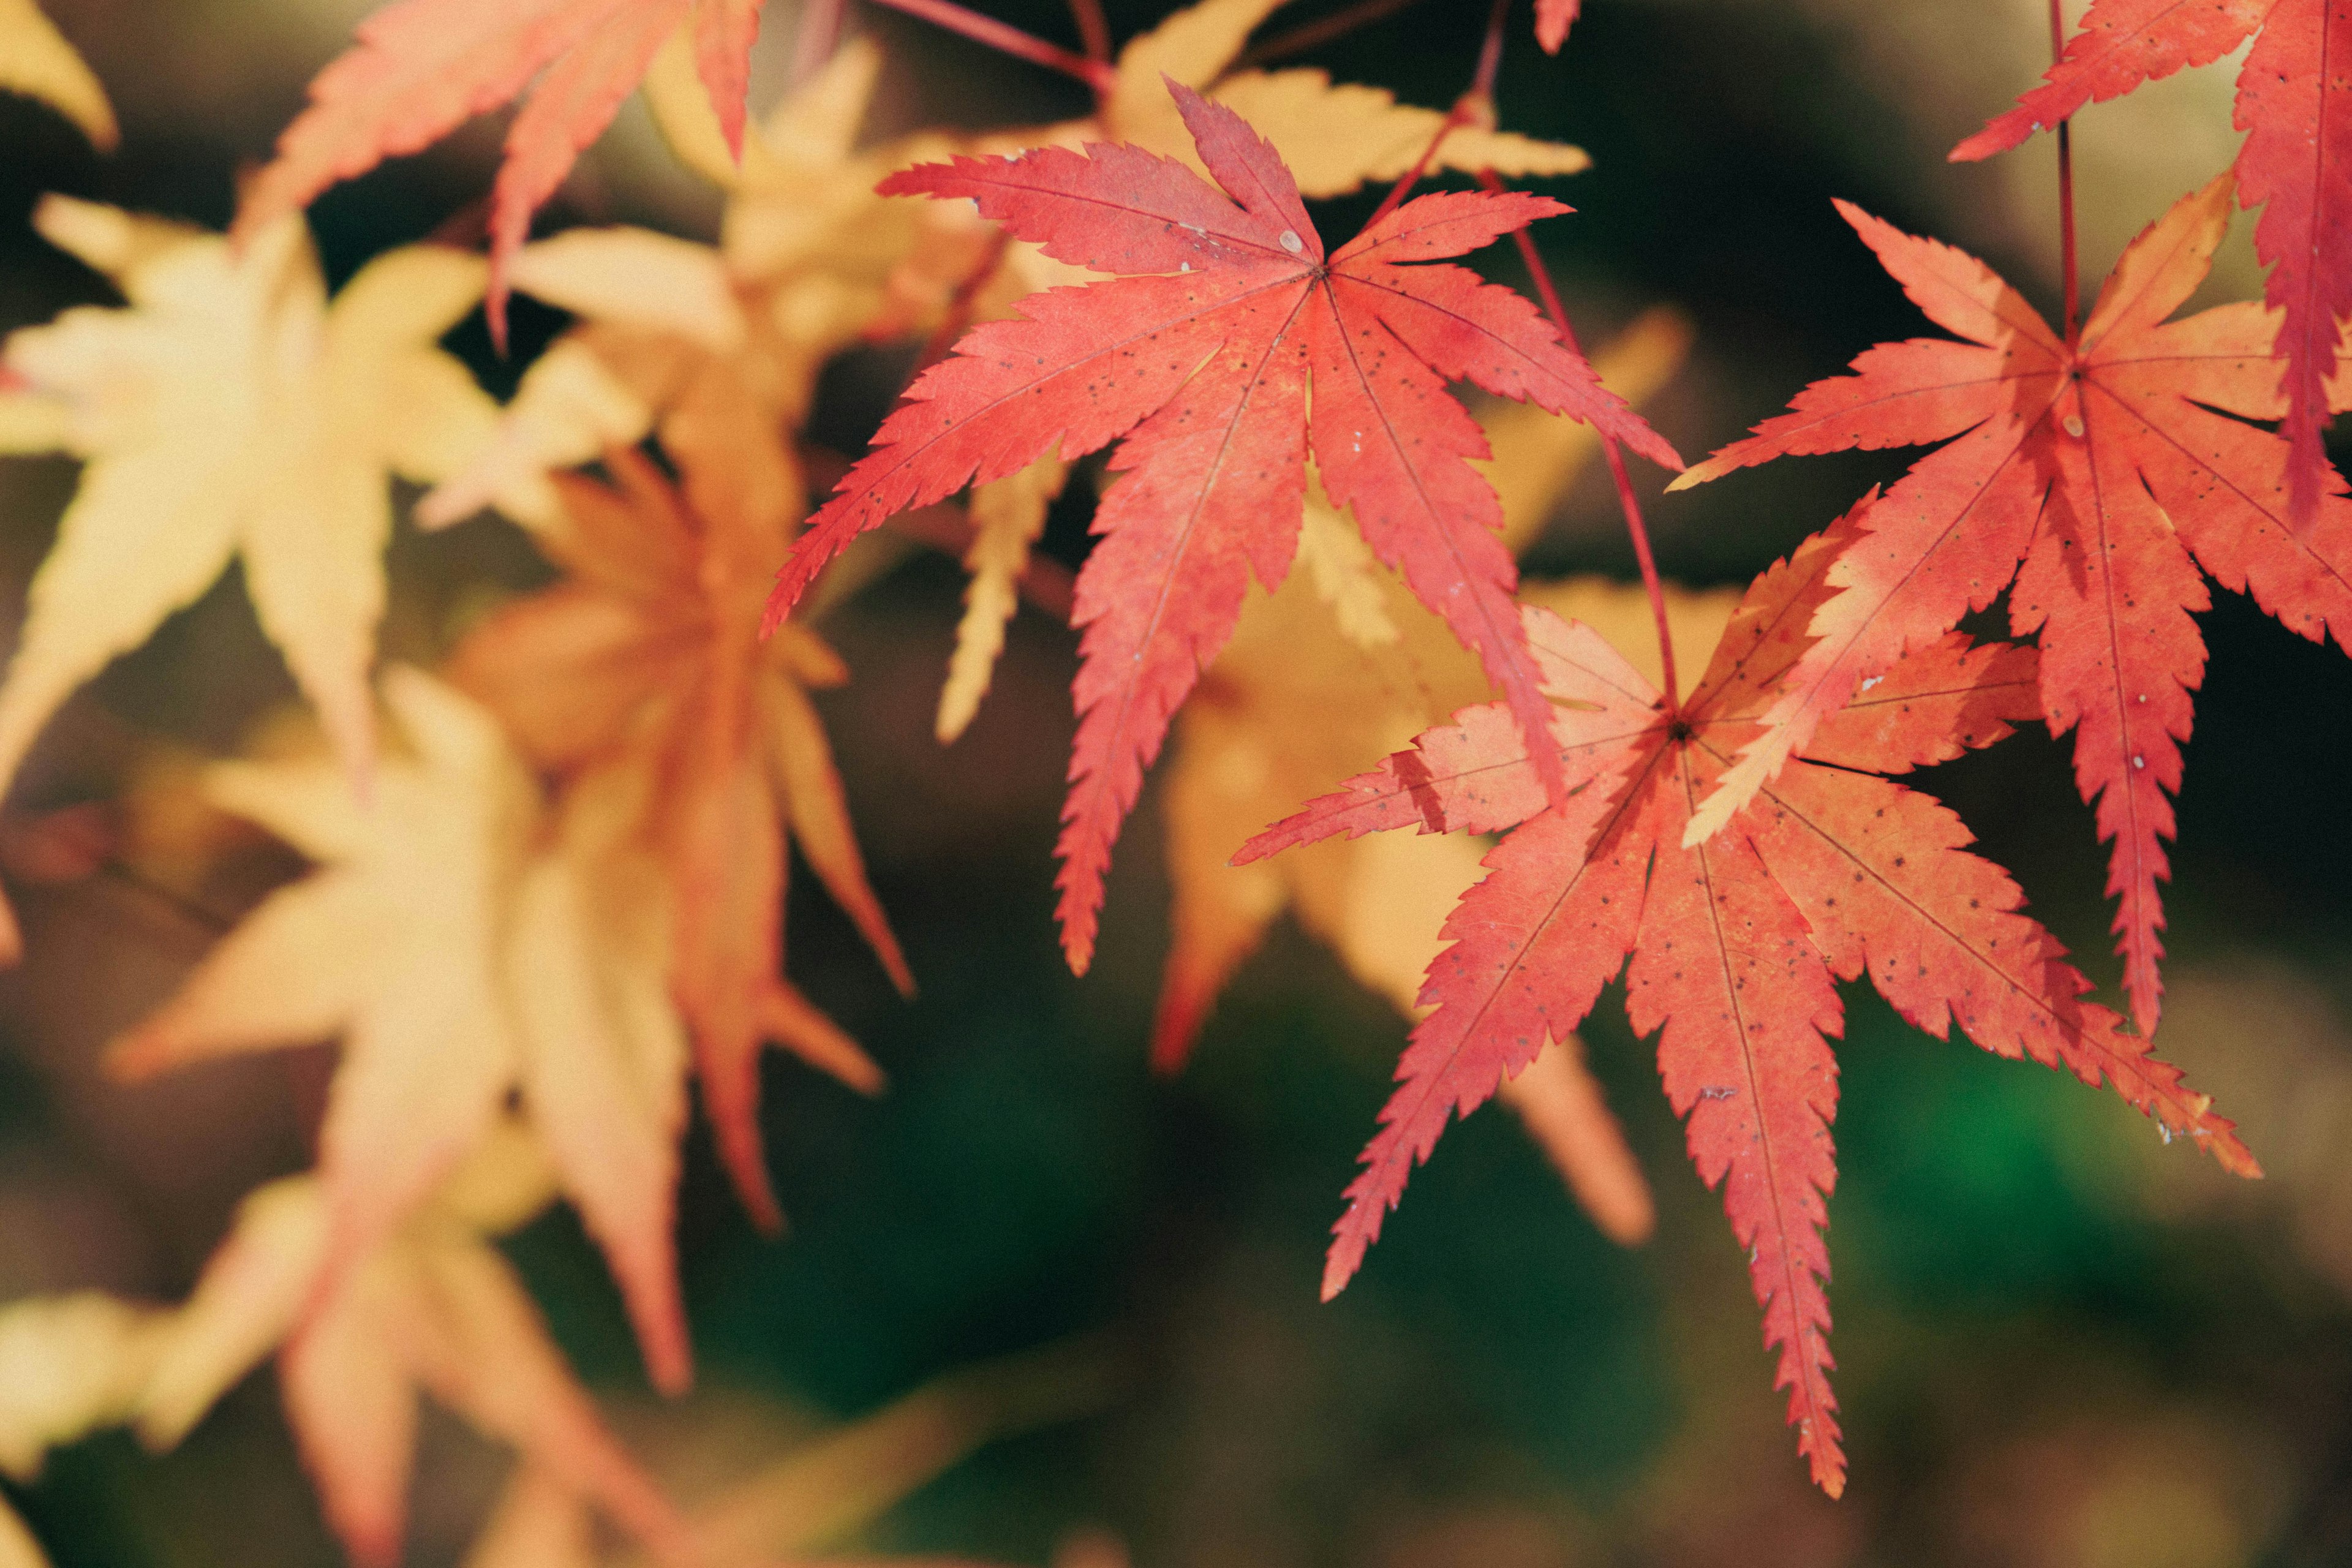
[4,1,2352,1564]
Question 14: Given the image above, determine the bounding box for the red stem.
[862,0,1118,94]
[1479,170,1681,711]
[1363,0,1513,227]
[2050,0,2079,341]
[1238,0,1430,69]
[1068,0,1112,61]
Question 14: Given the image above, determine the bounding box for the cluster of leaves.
[0,0,2342,1553]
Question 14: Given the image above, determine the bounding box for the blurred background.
[4,1,2352,1564]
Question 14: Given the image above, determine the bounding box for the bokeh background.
[4,1,2352,1564]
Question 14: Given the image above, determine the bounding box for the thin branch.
[1363,0,1513,227]
[1068,0,1112,62]
[1478,170,1682,712]
[2049,0,2079,341]
[1237,0,1430,69]
[863,0,1118,94]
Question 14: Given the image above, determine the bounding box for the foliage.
[0,0,2341,1559]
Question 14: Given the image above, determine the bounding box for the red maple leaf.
[1951,0,2352,524]
[1237,513,2259,1498]
[761,81,1683,973]
[236,0,764,334]
[1664,174,2352,1038]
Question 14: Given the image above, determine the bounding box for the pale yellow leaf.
[417,337,655,532]
[1293,494,1399,653]
[0,1293,165,1479]
[510,229,746,352]
[27,195,196,285]
[1105,0,1287,135]
[110,671,535,1294]
[641,21,766,189]
[0,204,497,835]
[0,1496,46,1568]
[0,0,114,148]
[937,451,1066,742]
[1208,69,1589,197]
[758,34,881,164]
[0,392,70,453]
[138,1177,327,1449]
[510,766,691,1393]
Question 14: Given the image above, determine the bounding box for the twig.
[1237,0,1430,69]
[1479,168,1681,711]
[1363,0,1512,227]
[2049,0,2079,341]
[863,0,1118,94]
[1067,0,1112,62]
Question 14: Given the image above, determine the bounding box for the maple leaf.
[764,83,1682,974]
[1088,0,1590,197]
[1951,0,2352,524]
[1664,175,2352,1038]
[449,448,907,1231]
[1152,312,1697,1245]
[238,0,767,333]
[0,0,116,148]
[132,1139,692,1568]
[107,669,699,1396]
[1238,513,2259,1497]
[0,1294,165,1482]
[0,197,496,958]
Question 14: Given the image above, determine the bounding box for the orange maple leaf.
[451,443,909,1232]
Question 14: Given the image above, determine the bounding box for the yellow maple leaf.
[0,198,496,956]
[0,1292,165,1481]
[1090,0,1587,195]
[0,0,115,149]
[132,1133,692,1568]
[108,669,699,1395]
[936,451,1071,744]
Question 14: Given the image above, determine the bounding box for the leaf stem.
[1479,170,1681,712]
[1237,0,1430,69]
[1364,0,1513,227]
[2049,0,2078,341]
[1067,0,1112,62]
[862,0,1118,95]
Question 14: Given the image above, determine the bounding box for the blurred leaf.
[0,203,496,956]
[0,0,113,149]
